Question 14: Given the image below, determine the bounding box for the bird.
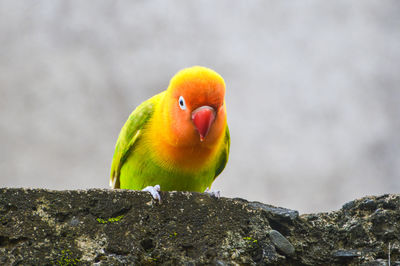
[110,66,230,200]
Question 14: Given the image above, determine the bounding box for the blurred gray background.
[1,1,399,213]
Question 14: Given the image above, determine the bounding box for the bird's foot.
[142,185,161,202]
[204,187,220,199]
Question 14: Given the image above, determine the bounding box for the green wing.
[110,92,164,188]
[214,125,230,179]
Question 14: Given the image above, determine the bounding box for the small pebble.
[269,230,295,256]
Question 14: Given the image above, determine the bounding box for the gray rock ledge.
[0,188,399,265]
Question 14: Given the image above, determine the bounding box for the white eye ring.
[178,96,186,110]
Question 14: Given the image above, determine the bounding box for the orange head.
[161,66,227,148]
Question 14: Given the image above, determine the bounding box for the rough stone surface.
[0,188,399,265]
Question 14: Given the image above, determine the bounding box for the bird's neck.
[147,115,221,171]
[150,138,218,171]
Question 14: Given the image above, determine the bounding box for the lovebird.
[110,66,230,200]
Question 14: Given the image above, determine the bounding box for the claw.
[204,187,220,199]
[142,185,161,202]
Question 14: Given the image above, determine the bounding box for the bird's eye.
[178,96,186,110]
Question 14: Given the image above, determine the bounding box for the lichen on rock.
[0,188,399,265]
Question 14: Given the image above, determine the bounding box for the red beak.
[191,106,216,141]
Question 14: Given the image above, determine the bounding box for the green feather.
[110,92,163,188]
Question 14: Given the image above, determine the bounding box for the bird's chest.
[123,144,214,191]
